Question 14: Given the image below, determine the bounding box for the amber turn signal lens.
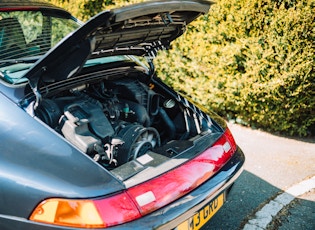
[30,199,105,228]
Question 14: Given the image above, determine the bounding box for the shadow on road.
[199,123,315,229]
[202,170,280,230]
[202,170,315,230]
[276,192,315,230]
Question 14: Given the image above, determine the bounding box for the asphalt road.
[202,123,315,230]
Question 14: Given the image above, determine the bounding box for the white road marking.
[243,175,315,230]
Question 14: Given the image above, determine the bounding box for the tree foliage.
[46,0,315,136]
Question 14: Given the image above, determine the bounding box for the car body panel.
[109,148,245,230]
[0,147,244,230]
[0,0,72,12]
[0,92,125,218]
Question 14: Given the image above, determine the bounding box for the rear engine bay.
[33,69,220,173]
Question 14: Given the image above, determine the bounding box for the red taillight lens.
[126,128,236,215]
[0,7,39,12]
[30,128,236,228]
[93,191,141,226]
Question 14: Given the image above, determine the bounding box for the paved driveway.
[202,122,315,230]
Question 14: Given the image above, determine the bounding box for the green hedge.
[49,0,315,136]
[48,0,144,20]
[155,0,315,136]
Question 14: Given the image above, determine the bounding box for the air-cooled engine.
[35,79,161,168]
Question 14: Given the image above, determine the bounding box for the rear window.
[0,10,79,59]
[0,9,80,84]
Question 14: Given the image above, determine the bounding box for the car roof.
[0,0,68,11]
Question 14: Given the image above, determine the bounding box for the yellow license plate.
[176,193,225,230]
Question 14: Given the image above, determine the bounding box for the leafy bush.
[48,0,143,20]
[155,0,315,136]
[48,0,315,136]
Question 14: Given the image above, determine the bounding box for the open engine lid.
[24,0,212,92]
[90,0,212,58]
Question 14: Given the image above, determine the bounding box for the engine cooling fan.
[116,124,160,165]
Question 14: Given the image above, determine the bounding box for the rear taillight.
[126,128,236,215]
[30,199,105,228]
[30,128,236,228]
[30,192,141,228]
[93,191,141,226]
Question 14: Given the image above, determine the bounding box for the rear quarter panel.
[0,92,124,218]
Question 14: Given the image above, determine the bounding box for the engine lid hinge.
[32,85,42,110]
[27,67,46,111]
[161,12,173,25]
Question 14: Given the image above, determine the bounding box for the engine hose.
[158,108,176,140]
[119,100,151,127]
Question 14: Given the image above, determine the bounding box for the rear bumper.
[111,146,245,229]
[0,147,244,230]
